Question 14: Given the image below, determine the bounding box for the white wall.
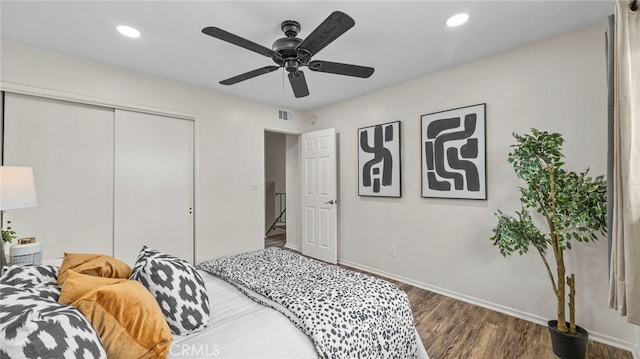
[303,23,637,349]
[0,40,305,263]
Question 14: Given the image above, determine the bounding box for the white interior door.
[3,93,114,259]
[301,128,337,264]
[114,109,194,265]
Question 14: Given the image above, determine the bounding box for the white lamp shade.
[0,166,38,210]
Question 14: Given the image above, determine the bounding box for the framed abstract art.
[421,104,486,199]
[358,121,401,197]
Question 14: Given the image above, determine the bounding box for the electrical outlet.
[389,245,397,257]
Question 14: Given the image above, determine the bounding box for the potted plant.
[490,129,607,359]
[1,220,18,267]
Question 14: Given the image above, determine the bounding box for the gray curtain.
[608,0,640,325]
[606,15,614,268]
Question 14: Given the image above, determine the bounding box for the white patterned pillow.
[0,265,60,301]
[130,246,209,335]
[1,264,59,287]
[0,284,106,359]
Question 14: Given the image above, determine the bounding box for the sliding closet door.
[113,109,194,265]
[3,93,115,258]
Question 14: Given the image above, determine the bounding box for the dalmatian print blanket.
[197,247,418,359]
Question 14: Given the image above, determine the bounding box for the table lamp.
[0,166,38,268]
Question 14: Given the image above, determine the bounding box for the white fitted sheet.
[169,270,429,359]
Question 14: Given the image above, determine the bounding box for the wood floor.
[342,265,633,359]
[272,245,632,358]
[265,232,286,248]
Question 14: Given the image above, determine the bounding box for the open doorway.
[264,130,300,250]
[264,131,286,247]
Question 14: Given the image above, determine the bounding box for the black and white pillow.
[1,264,59,287]
[130,246,209,335]
[0,265,61,301]
[0,284,106,359]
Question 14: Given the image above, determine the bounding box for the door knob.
[325,200,336,205]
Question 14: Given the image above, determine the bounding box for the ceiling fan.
[202,11,374,98]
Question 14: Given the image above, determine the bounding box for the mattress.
[170,270,429,359]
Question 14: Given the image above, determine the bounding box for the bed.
[0,247,430,359]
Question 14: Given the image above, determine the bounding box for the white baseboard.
[634,328,639,359]
[338,258,637,355]
[284,243,300,252]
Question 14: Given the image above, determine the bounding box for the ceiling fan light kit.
[202,11,374,98]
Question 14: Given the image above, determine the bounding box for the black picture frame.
[357,121,402,197]
[421,104,487,199]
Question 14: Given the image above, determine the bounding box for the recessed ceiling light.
[117,25,141,38]
[446,13,469,27]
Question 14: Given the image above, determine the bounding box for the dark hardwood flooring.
[341,265,633,359]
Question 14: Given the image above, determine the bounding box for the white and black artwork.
[421,104,486,199]
[358,121,401,197]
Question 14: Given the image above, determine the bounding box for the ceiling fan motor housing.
[272,37,302,56]
[272,20,304,71]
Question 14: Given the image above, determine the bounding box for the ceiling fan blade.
[297,11,355,57]
[308,60,374,78]
[202,26,275,58]
[220,66,280,85]
[288,71,310,98]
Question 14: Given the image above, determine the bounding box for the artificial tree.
[490,129,607,335]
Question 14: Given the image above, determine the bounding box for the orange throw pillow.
[58,270,127,305]
[61,270,173,359]
[58,253,132,285]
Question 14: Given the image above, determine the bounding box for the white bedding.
[170,270,429,359]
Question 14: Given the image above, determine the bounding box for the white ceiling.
[0,1,614,111]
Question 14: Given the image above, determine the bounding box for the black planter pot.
[548,320,589,359]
